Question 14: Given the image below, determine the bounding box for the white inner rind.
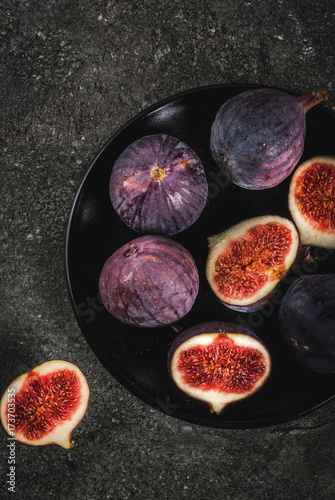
[171,333,271,414]
[206,215,300,307]
[0,360,90,449]
[288,156,335,249]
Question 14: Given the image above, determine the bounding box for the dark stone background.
[1,1,334,499]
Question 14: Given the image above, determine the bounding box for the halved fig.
[206,215,300,312]
[0,360,90,449]
[288,156,335,249]
[168,321,271,414]
[99,235,199,327]
[109,134,208,235]
[279,274,335,373]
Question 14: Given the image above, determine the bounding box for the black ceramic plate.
[65,84,335,428]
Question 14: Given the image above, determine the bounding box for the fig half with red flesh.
[99,235,199,327]
[168,322,271,414]
[109,134,208,235]
[206,215,300,312]
[288,156,335,249]
[210,88,327,190]
[0,360,89,449]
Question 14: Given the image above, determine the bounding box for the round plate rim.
[64,83,335,429]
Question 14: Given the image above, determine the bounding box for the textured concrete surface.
[1,1,335,499]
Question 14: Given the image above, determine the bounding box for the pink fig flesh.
[0,360,90,449]
[289,155,335,249]
[206,215,300,312]
[168,322,271,414]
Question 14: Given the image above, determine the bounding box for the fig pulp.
[279,274,335,373]
[288,156,335,249]
[210,88,328,190]
[206,215,300,312]
[0,360,90,449]
[168,322,271,414]
[99,235,199,327]
[109,134,208,235]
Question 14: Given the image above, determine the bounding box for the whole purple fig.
[279,274,335,373]
[210,88,328,190]
[99,235,199,328]
[109,134,208,235]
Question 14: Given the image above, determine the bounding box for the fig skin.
[109,134,208,236]
[278,274,335,373]
[0,360,90,449]
[288,155,335,249]
[167,321,271,414]
[99,235,199,328]
[206,215,300,312]
[210,88,328,190]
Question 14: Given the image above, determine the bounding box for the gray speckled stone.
[1,1,335,499]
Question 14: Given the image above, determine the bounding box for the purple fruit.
[206,215,300,312]
[210,88,328,190]
[109,134,208,235]
[279,274,335,373]
[167,321,271,414]
[99,235,199,328]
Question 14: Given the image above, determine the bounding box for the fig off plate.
[65,84,335,429]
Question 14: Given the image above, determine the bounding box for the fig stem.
[210,402,226,415]
[300,89,328,113]
[123,247,138,257]
[58,437,74,449]
[170,321,188,333]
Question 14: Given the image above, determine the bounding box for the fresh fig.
[0,360,90,449]
[288,156,335,249]
[109,134,208,235]
[167,321,271,414]
[99,235,199,327]
[210,88,328,190]
[206,215,300,312]
[279,274,335,373]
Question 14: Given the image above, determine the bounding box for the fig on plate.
[210,88,328,190]
[167,321,271,414]
[206,215,300,312]
[0,360,90,449]
[99,235,199,327]
[288,156,335,249]
[109,134,208,235]
[279,274,335,373]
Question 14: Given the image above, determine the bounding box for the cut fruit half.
[206,215,300,312]
[289,156,335,249]
[168,321,271,414]
[0,360,90,449]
